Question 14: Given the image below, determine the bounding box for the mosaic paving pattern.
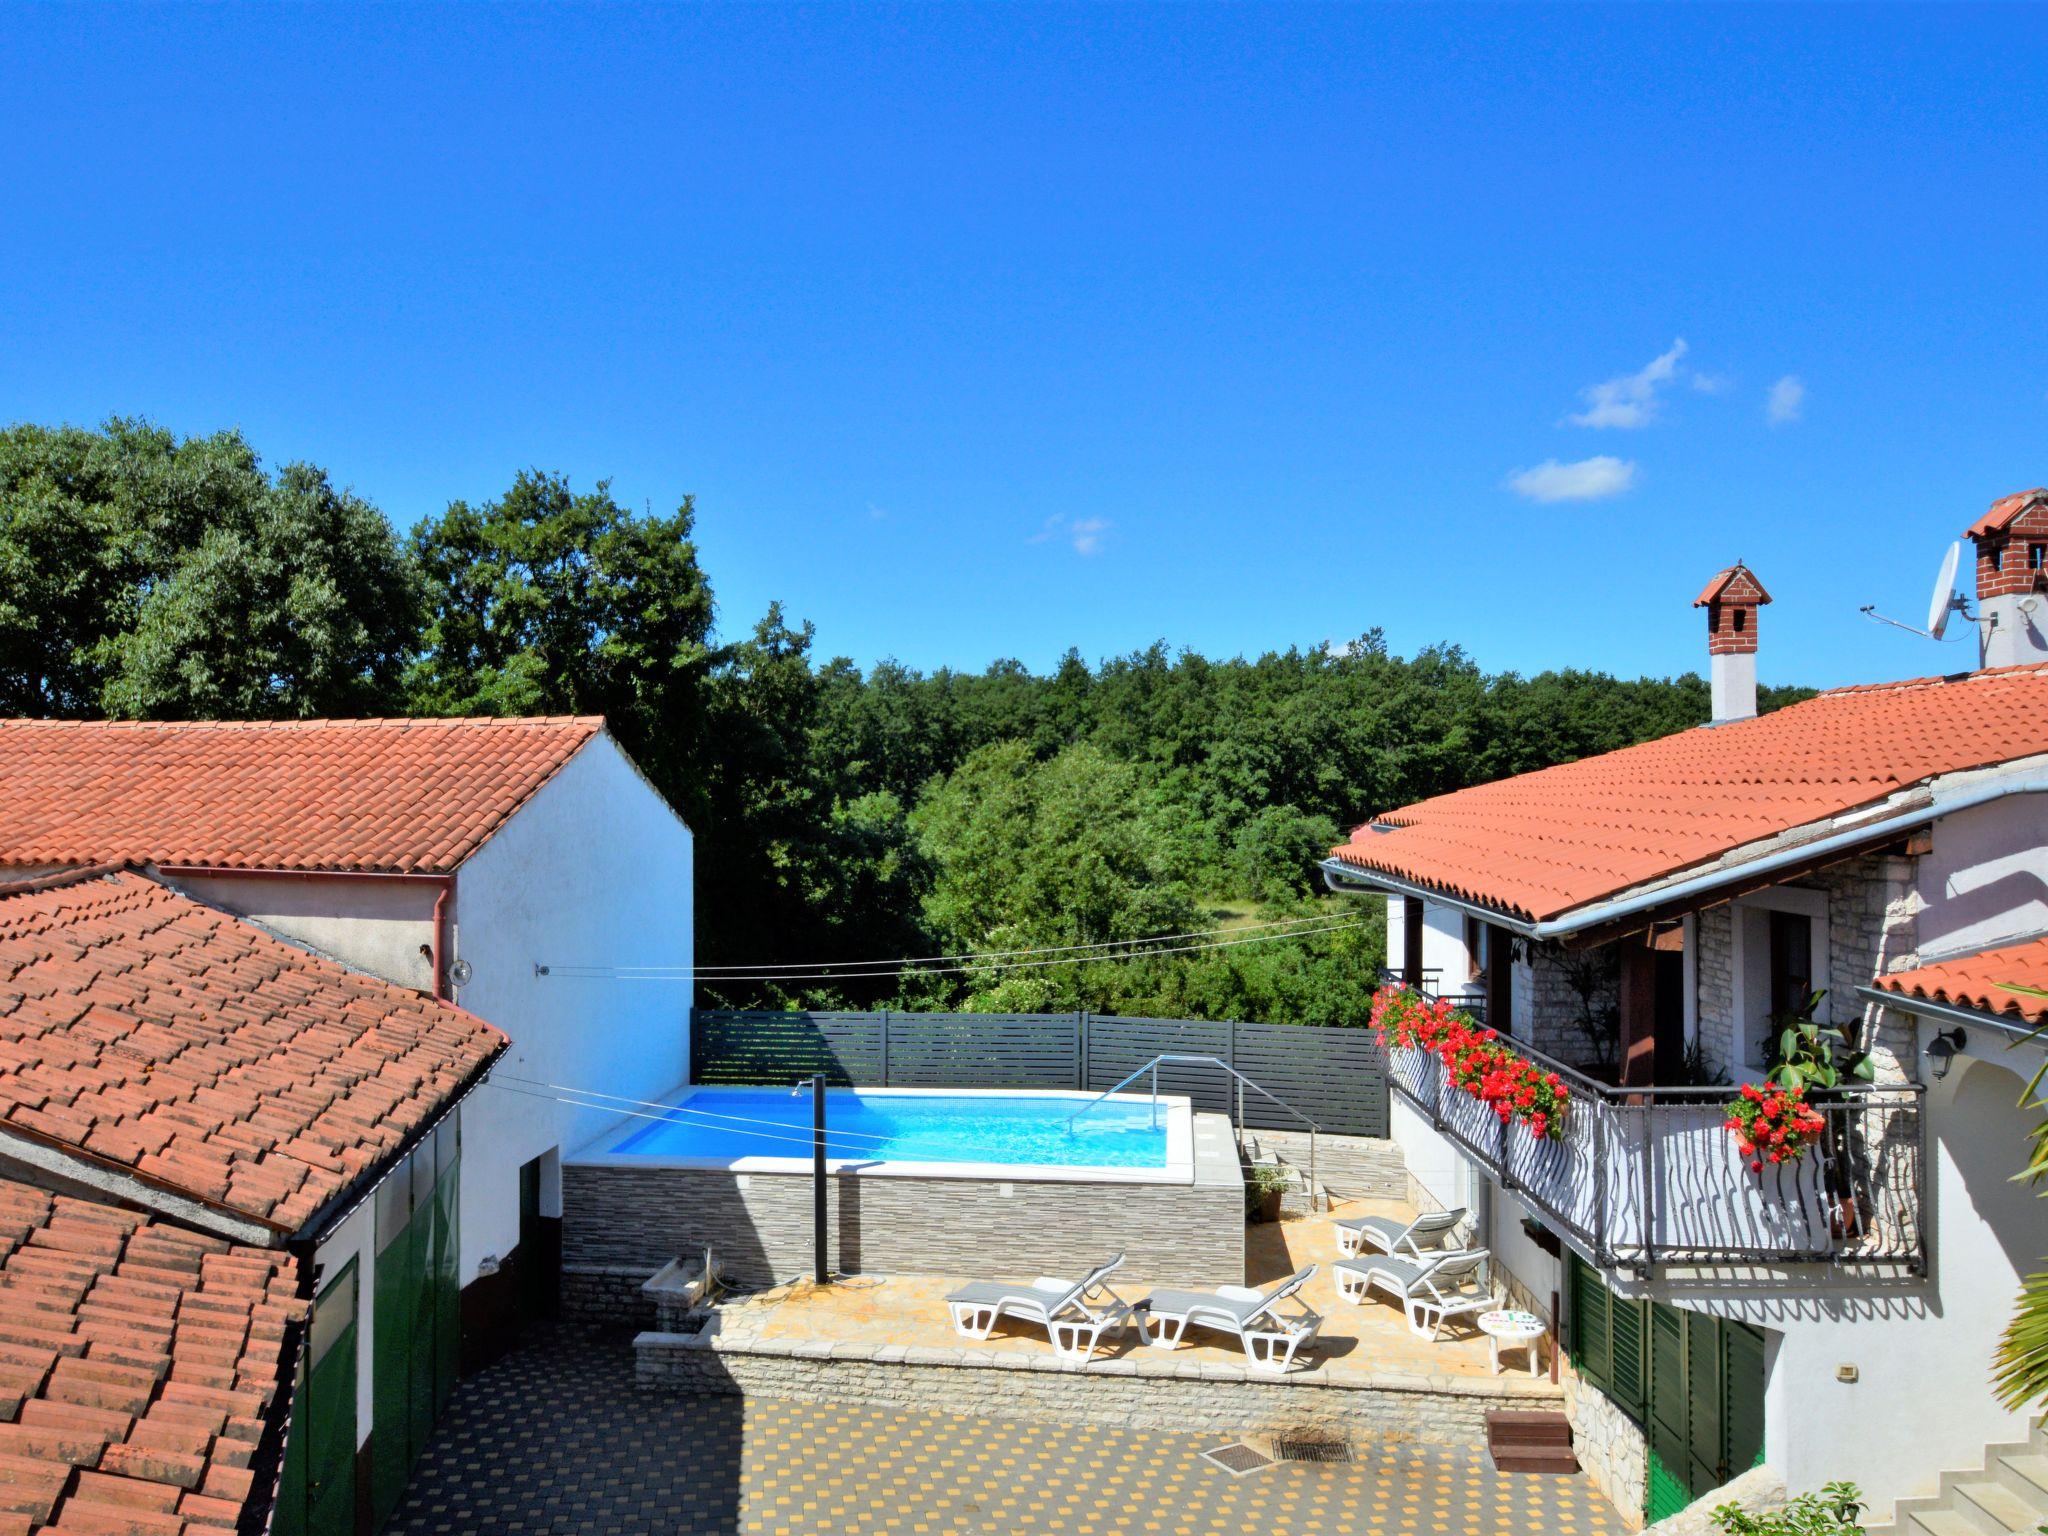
[385,1328,1622,1535]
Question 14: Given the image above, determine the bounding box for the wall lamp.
[1924,1026,1968,1081]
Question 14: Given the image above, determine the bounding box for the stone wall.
[636,1331,1562,1446]
[565,1115,1246,1290]
[1692,855,1921,1081]
[1246,1129,1406,1205]
[1518,944,1621,1071]
[1565,1369,1648,1529]
[561,1263,660,1327]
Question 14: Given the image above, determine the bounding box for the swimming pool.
[574,1085,1196,1184]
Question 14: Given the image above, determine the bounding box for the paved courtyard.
[385,1327,1624,1536]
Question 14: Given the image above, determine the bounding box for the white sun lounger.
[1135,1265,1323,1372]
[1333,1206,1468,1260]
[944,1253,1135,1360]
[1335,1249,1495,1339]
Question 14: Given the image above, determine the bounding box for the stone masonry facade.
[635,1330,1561,1446]
[564,1115,1246,1291]
[1692,854,1922,1083]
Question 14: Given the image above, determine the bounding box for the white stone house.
[1323,492,2048,1526]
[0,715,695,1362]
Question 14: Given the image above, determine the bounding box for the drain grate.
[1272,1438,1353,1464]
[1201,1443,1274,1476]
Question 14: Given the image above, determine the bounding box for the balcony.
[1386,1028,1926,1275]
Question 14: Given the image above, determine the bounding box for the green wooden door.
[432,1119,462,1416]
[277,1258,360,1536]
[371,1119,466,1528]
[371,1152,419,1524]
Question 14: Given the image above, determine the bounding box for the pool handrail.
[1066,1053,1324,1212]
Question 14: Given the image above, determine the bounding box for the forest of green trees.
[0,420,1814,1026]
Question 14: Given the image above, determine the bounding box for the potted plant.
[1244,1162,1290,1223]
[1736,990,1874,1233]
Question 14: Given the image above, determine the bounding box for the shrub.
[1710,1482,1862,1534]
[1370,985,1570,1141]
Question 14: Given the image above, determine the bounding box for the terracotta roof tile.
[0,1178,301,1536]
[1967,488,2048,540]
[1693,563,1772,607]
[0,718,602,874]
[0,871,505,1235]
[1873,934,2048,1028]
[1328,663,2048,924]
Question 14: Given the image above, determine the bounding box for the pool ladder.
[1065,1053,1324,1213]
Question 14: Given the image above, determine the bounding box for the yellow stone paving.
[710,1200,1545,1388]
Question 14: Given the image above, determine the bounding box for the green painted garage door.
[371,1117,463,1527]
[275,1257,358,1536]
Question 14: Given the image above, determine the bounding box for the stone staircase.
[1241,1129,1405,1214]
[1877,1418,2048,1536]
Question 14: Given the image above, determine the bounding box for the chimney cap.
[1967,488,2048,541]
[1694,563,1772,608]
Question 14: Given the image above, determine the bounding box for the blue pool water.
[609,1088,1170,1168]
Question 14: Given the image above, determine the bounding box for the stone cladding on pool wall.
[563,1110,1246,1290]
[633,1332,1560,1446]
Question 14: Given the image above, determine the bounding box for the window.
[1732,608,1747,634]
[1992,545,2006,572]
[2032,542,2046,572]
[1731,887,1828,1073]
[1464,914,1487,980]
[1767,910,1814,1023]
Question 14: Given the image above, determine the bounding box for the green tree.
[407,469,715,804]
[1,419,419,718]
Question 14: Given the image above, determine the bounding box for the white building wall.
[451,734,693,1285]
[161,871,439,993]
[1917,791,2048,962]
[1385,894,1487,1008]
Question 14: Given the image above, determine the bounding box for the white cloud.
[1029,514,1112,555]
[1766,374,1806,425]
[867,503,890,521]
[1689,371,1732,395]
[1569,339,1688,429]
[1507,455,1639,503]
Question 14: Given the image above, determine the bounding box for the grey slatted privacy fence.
[690,1010,1387,1137]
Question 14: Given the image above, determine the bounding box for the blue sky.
[4,4,2044,689]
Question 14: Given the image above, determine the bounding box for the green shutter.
[1685,1311,1724,1496]
[1722,1321,1768,1477]
[371,1153,415,1524]
[1610,1291,1647,1421]
[1644,1302,1689,1521]
[1569,1255,1612,1384]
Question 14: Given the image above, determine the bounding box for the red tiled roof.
[1874,934,2048,1028]
[0,717,603,874]
[0,870,505,1236]
[0,1176,302,1535]
[1328,664,2048,925]
[1693,564,1772,606]
[1967,488,2048,540]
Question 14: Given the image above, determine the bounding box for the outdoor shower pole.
[812,1074,828,1285]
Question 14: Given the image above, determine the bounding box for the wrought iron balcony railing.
[1382,1001,1926,1275]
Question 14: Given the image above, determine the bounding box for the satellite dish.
[1927,542,1963,639]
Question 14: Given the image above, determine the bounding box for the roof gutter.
[1854,984,2048,1049]
[1323,762,2048,943]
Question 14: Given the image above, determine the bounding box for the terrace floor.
[703,1198,1539,1388]
[385,1323,1623,1536]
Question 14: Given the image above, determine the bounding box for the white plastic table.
[1477,1308,1545,1377]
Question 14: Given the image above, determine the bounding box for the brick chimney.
[1694,564,1770,724]
[1967,488,2048,669]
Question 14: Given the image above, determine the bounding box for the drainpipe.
[153,865,457,999]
